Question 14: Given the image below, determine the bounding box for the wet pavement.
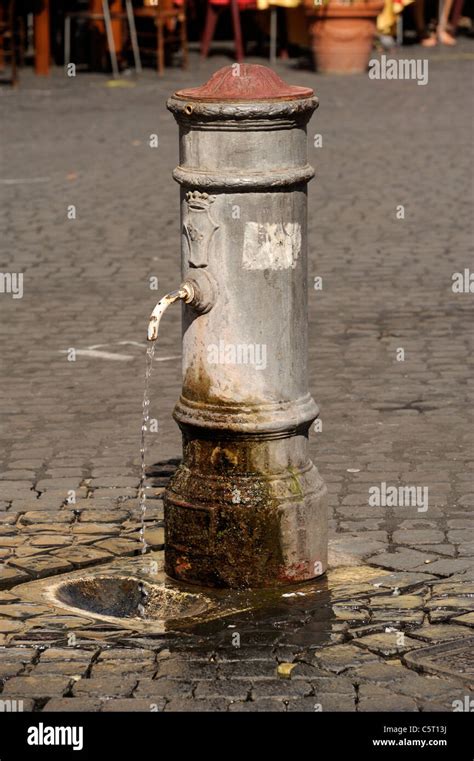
[0,41,473,711]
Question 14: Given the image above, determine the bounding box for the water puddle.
[14,554,404,638]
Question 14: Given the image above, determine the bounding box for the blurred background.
[1,0,473,84]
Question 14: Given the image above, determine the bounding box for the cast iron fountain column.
[163,64,327,588]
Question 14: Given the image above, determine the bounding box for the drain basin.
[56,576,213,621]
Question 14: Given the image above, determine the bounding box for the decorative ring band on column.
[167,96,319,125]
[172,165,316,191]
[173,393,320,435]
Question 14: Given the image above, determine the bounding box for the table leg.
[125,0,142,73]
[34,0,50,75]
[102,0,119,77]
[157,17,164,75]
[230,0,244,62]
[269,7,277,63]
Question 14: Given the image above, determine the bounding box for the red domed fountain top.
[174,64,314,103]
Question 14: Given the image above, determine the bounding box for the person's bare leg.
[438,0,457,44]
[415,0,437,45]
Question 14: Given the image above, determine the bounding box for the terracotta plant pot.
[304,1,384,74]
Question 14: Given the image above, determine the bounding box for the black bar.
[0,711,471,760]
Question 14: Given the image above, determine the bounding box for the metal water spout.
[149,64,328,588]
[148,269,217,341]
[148,285,194,342]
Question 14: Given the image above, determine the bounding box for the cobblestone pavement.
[0,41,473,712]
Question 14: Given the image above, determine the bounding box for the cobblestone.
[101,698,166,711]
[357,685,418,712]
[43,698,103,711]
[286,695,356,712]
[1,676,72,699]
[352,632,425,657]
[72,676,137,698]
[229,698,286,712]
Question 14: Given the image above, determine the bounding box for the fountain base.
[165,433,328,588]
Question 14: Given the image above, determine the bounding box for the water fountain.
[11,65,329,633]
[147,63,328,589]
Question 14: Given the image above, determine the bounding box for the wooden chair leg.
[201,2,219,59]
[64,15,71,68]
[102,0,120,77]
[230,0,244,62]
[11,45,17,85]
[0,4,4,70]
[10,1,17,85]
[125,0,142,73]
[156,18,164,75]
[180,13,188,69]
[18,17,25,66]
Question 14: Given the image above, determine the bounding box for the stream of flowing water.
[137,342,156,555]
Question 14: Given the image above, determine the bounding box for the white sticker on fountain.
[242,222,301,270]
